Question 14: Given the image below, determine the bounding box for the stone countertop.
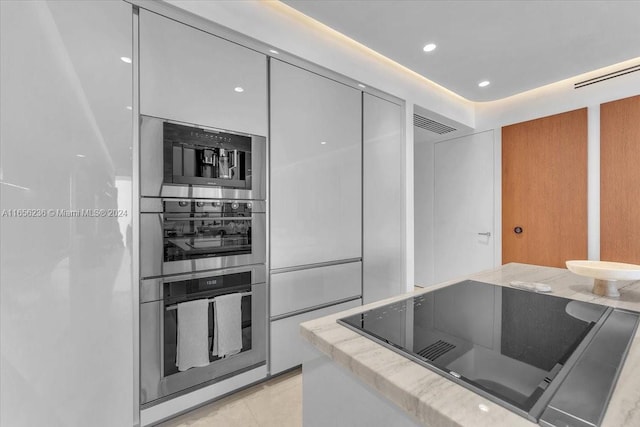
[299,263,640,427]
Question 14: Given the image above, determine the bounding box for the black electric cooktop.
[338,280,640,426]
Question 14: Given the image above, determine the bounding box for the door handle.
[477,232,492,237]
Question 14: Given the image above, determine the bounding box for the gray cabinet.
[269,60,363,374]
[270,299,361,375]
[268,261,361,375]
[270,59,362,270]
[363,94,404,304]
[139,10,267,136]
[270,262,361,318]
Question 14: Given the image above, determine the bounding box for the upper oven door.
[141,198,266,278]
[140,115,266,200]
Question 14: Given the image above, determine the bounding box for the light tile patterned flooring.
[158,368,302,427]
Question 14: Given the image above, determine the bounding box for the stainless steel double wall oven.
[139,115,267,407]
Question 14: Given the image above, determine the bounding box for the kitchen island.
[299,263,640,427]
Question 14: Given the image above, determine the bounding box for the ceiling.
[282,0,640,102]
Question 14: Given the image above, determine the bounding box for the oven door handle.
[165,291,253,311]
[164,216,253,222]
[161,199,266,212]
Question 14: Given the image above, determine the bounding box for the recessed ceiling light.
[120,56,132,64]
[234,87,244,93]
[422,43,437,52]
[478,80,491,87]
[320,141,327,145]
[125,106,132,110]
[269,49,279,54]
[76,154,86,158]
[358,83,366,88]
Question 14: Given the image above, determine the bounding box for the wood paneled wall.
[601,95,640,264]
[502,108,588,267]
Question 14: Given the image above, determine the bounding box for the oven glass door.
[164,201,253,261]
[165,121,252,189]
[140,267,267,407]
[163,280,254,377]
[140,115,266,200]
[141,199,266,278]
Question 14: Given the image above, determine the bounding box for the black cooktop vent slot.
[417,340,455,361]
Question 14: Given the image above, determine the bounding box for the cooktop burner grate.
[417,340,455,361]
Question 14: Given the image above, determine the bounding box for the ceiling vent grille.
[574,64,640,89]
[413,114,457,135]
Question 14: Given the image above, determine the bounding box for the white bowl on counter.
[566,260,640,297]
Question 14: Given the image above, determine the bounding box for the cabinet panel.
[363,94,404,304]
[601,95,640,263]
[502,108,587,267]
[140,10,267,136]
[270,299,361,374]
[271,262,361,317]
[0,1,134,426]
[270,60,362,269]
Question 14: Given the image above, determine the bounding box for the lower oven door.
[141,199,266,278]
[140,266,267,407]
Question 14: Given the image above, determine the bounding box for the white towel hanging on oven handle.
[212,293,243,358]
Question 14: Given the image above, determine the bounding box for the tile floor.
[158,368,302,427]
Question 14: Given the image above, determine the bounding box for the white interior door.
[434,131,495,283]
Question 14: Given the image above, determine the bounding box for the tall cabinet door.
[1,1,134,426]
[502,108,588,267]
[363,94,404,303]
[601,95,640,263]
[270,60,362,269]
[139,10,267,136]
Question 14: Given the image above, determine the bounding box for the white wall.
[475,59,640,263]
[413,128,436,286]
[0,2,135,426]
[404,113,415,287]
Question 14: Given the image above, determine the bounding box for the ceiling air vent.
[413,114,457,135]
[574,64,640,89]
